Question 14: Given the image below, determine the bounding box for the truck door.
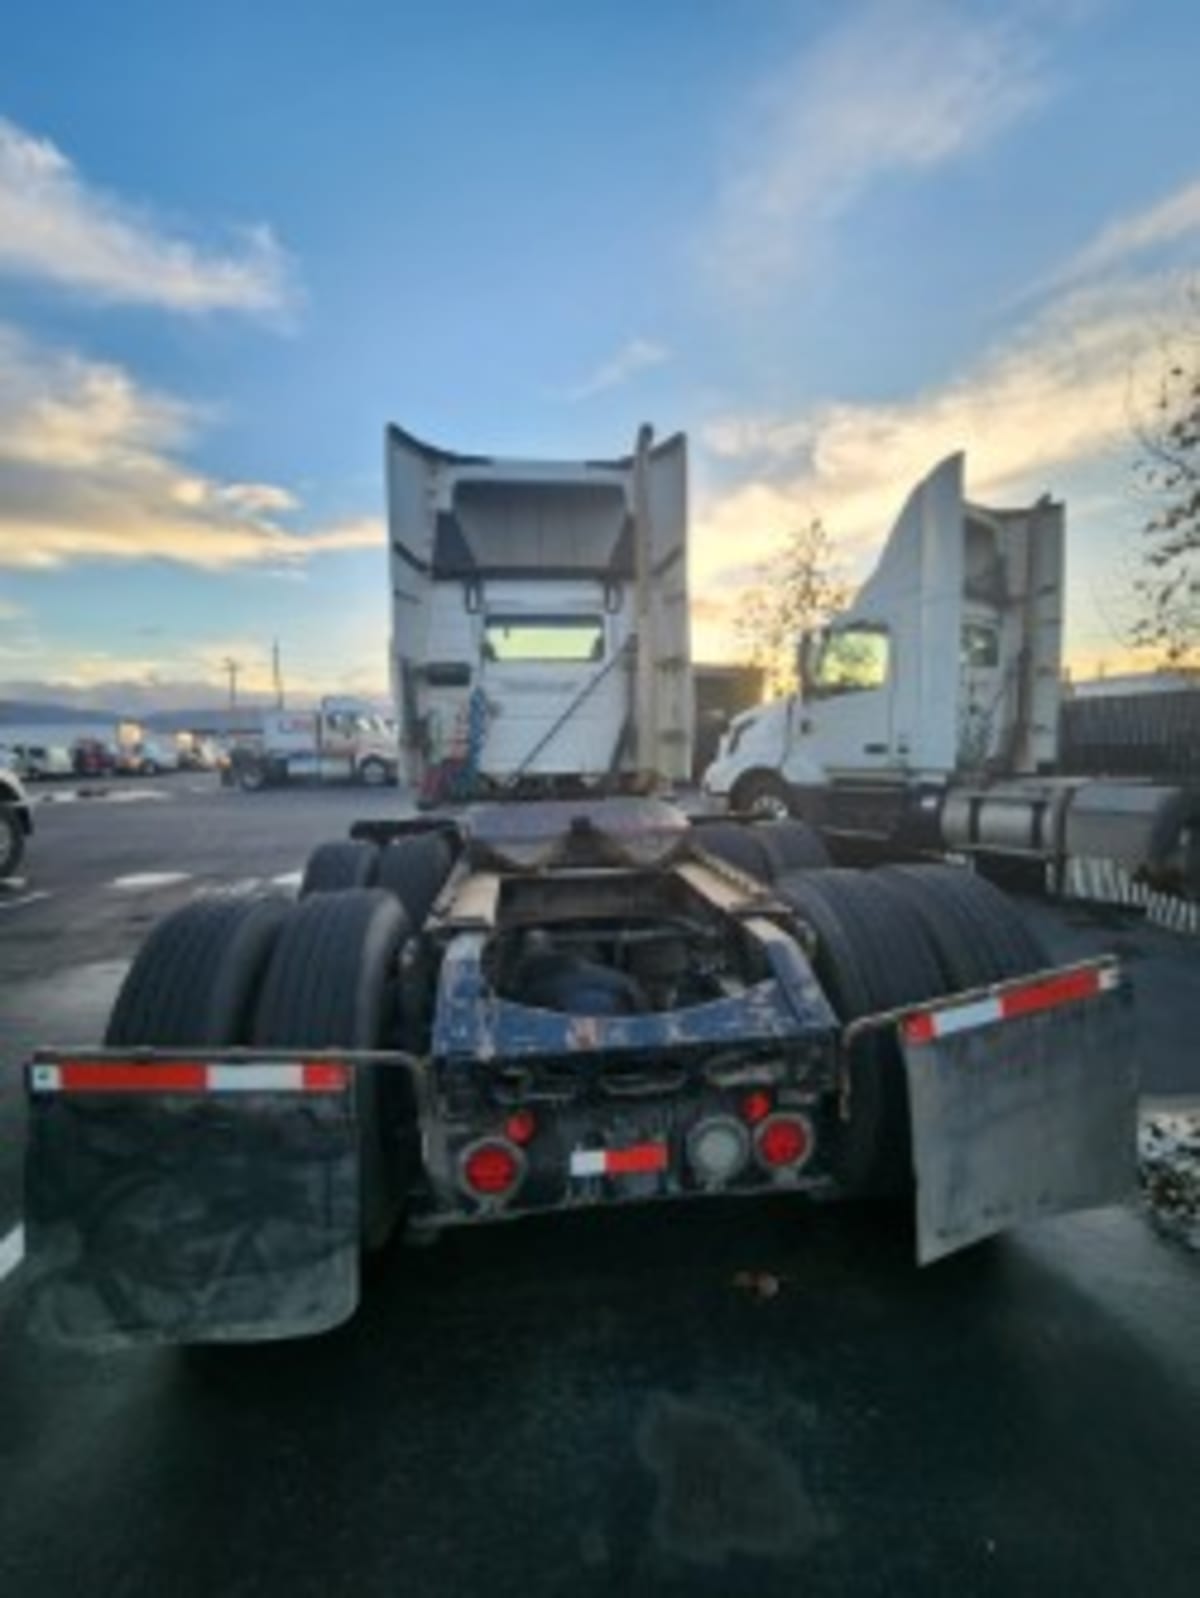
[801,623,896,774]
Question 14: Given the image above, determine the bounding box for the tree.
[1132,324,1200,667]
[734,517,850,694]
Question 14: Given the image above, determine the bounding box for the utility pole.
[271,639,284,709]
[223,657,240,714]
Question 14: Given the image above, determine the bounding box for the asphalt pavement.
[0,778,1198,1597]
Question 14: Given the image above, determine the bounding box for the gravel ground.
[1140,1112,1200,1250]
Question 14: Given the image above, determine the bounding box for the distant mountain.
[0,678,296,719]
[0,699,113,726]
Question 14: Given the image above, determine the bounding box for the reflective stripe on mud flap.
[902,963,1120,1045]
[29,1061,350,1094]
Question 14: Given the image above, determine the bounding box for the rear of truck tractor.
[23,802,1136,1347]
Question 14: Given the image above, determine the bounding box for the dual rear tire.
[694,818,831,882]
[105,886,416,1251]
[774,865,1049,1198]
[300,832,454,928]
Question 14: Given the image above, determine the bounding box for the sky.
[1,0,1199,709]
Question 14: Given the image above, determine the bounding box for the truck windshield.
[810,626,890,696]
[484,616,605,663]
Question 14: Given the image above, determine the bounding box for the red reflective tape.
[903,1012,937,1046]
[998,967,1102,1021]
[301,1062,350,1093]
[605,1143,668,1176]
[58,1061,208,1093]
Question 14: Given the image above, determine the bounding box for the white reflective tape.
[206,1064,306,1093]
[570,1149,608,1178]
[928,997,1003,1040]
[30,1064,62,1093]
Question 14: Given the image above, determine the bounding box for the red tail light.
[754,1114,813,1171]
[740,1089,773,1125]
[460,1140,523,1198]
[504,1109,537,1146]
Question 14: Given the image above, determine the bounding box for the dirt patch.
[1140,1112,1200,1251]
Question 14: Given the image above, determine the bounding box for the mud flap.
[901,975,1138,1264]
[23,1074,361,1347]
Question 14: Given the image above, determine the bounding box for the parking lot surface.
[1,781,1198,1598]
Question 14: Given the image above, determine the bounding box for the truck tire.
[879,864,1048,985]
[0,806,24,880]
[731,770,793,819]
[358,757,391,788]
[238,760,267,793]
[376,833,454,927]
[105,896,291,1047]
[251,890,411,1250]
[775,869,946,1197]
[692,820,772,883]
[754,819,831,876]
[300,839,380,897]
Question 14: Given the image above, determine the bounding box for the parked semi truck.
[229,698,399,790]
[387,421,692,800]
[0,757,33,879]
[703,454,1200,895]
[22,425,1137,1348]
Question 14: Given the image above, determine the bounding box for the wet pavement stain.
[637,1391,827,1565]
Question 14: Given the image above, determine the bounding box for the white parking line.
[0,1224,24,1284]
[200,878,267,898]
[111,872,192,890]
[37,787,171,806]
[0,890,51,913]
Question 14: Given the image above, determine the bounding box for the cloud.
[708,0,1051,295]
[1041,176,1200,292]
[0,325,378,571]
[563,338,670,400]
[0,116,292,314]
[690,270,1180,661]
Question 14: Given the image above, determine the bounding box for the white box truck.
[230,698,398,790]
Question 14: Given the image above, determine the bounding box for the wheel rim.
[748,790,789,820]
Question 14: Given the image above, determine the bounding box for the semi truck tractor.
[387,421,692,801]
[703,454,1200,897]
[21,425,1137,1348]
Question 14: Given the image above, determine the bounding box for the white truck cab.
[705,454,1064,815]
[387,422,692,799]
